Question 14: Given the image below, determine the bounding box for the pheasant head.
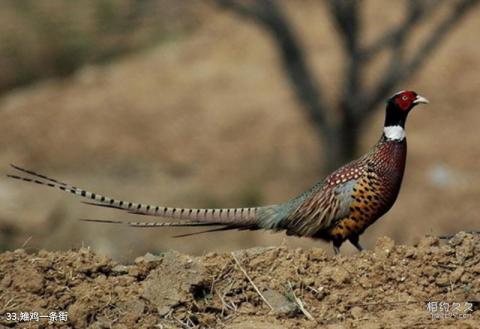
[384,90,429,141]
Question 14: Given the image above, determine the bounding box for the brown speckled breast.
[328,138,407,241]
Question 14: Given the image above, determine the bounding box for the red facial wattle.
[394,91,417,111]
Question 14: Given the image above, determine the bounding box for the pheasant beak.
[413,95,429,105]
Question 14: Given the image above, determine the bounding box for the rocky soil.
[1,232,479,329]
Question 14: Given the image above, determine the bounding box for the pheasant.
[7,90,428,254]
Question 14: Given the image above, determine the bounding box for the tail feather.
[10,163,69,186]
[80,217,259,237]
[80,218,222,227]
[172,225,258,237]
[8,164,263,226]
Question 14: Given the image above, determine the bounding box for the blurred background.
[0,0,479,261]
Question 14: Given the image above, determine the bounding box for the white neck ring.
[384,125,406,141]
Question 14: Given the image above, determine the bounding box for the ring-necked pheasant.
[7,90,428,254]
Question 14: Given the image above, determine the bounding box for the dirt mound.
[1,232,479,328]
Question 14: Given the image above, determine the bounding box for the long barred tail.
[7,164,262,229]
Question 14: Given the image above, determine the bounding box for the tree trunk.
[322,111,359,173]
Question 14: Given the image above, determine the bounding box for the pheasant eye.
[402,96,408,101]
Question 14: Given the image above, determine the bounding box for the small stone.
[449,267,464,283]
[78,247,92,255]
[435,274,450,287]
[111,325,128,329]
[262,289,298,315]
[13,268,44,293]
[350,306,363,319]
[417,236,439,249]
[472,263,480,274]
[404,248,416,258]
[1,275,12,288]
[249,257,265,268]
[421,265,438,277]
[375,236,395,256]
[358,323,381,329]
[38,249,51,257]
[325,324,345,329]
[358,275,372,288]
[333,267,350,284]
[128,267,141,277]
[449,231,468,246]
[309,248,327,261]
[204,252,217,259]
[225,321,285,329]
[142,251,206,316]
[455,236,475,262]
[117,299,145,322]
[460,273,471,283]
[143,252,164,263]
[111,265,129,274]
[263,248,281,263]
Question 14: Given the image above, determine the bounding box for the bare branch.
[362,45,405,116]
[214,0,268,21]
[327,0,361,54]
[214,0,478,169]
[364,0,479,115]
[404,0,479,77]
[215,0,332,133]
[327,0,363,119]
[361,0,444,62]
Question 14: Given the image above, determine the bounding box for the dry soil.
[1,232,479,329]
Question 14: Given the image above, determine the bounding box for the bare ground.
[0,232,479,329]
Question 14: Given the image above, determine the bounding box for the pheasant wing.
[284,178,358,237]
